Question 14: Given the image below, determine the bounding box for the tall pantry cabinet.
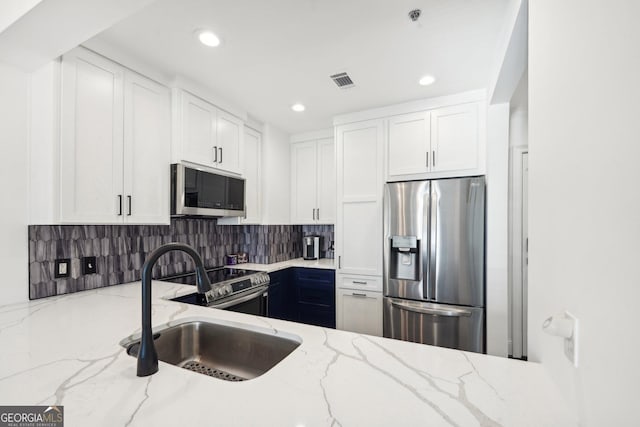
[334,119,385,336]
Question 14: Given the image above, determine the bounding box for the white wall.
[0,62,29,304]
[0,0,42,34]
[485,103,510,357]
[261,123,291,224]
[529,1,640,424]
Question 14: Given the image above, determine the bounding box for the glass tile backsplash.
[28,219,332,299]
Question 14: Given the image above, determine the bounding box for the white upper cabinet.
[180,91,217,165]
[335,120,383,276]
[291,141,317,224]
[431,103,478,173]
[388,111,431,176]
[175,89,243,175]
[60,49,124,223]
[60,48,170,224]
[387,101,481,180]
[316,137,336,224]
[123,71,171,224]
[290,137,335,224]
[216,110,243,175]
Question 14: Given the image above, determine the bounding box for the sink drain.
[181,361,246,382]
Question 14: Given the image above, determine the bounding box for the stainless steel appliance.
[383,177,485,353]
[171,163,245,217]
[303,236,321,260]
[165,267,269,316]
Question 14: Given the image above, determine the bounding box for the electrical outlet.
[563,311,579,367]
[54,259,70,278]
[82,256,97,275]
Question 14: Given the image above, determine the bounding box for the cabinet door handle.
[117,195,122,216]
[213,146,218,163]
[338,256,341,269]
[426,151,429,168]
[351,292,367,297]
[312,208,315,220]
[352,280,368,285]
[219,147,223,163]
[127,195,132,216]
[317,208,320,221]
[432,150,436,167]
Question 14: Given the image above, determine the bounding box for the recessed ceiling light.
[198,30,221,47]
[291,103,305,112]
[419,75,436,86]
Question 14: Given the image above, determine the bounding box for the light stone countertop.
[227,257,335,272]
[0,281,576,426]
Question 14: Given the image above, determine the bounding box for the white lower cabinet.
[336,284,383,337]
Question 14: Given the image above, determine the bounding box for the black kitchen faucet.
[137,243,211,377]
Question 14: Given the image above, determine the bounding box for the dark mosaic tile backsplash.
[29,219,332,300]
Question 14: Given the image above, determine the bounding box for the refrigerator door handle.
[391,301,472,317]
[429,186,438,300]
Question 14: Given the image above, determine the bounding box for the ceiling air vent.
[330,72,355,89]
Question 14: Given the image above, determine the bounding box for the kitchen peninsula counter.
[0,281,575,426]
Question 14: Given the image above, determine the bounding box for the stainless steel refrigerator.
[383,177,485,353]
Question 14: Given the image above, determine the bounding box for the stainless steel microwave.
[171,164,245,217]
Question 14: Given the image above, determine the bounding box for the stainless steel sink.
[122,319,301,381]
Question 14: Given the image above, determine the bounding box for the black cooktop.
[161,267,261,286]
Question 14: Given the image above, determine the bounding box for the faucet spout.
[137,243,211,377]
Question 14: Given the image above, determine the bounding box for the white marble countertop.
[0,281,576,426]
[228,257,335,272]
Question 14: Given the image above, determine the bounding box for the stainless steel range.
[163,267,270,316]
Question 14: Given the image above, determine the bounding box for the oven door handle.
[391,301,472,317]
[209,285,269,309]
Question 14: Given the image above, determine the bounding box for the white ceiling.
[90,0,509,134]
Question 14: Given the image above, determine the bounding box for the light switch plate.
[563,311,579,367]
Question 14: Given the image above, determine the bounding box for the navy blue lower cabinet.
[293,268,336,329]
[267,268,293,320]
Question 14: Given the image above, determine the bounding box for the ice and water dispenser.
[389,236,420,281]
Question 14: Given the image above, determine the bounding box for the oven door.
[212,286,268,316]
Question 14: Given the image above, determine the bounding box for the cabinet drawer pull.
[352,280,368,285]
[213,146,218,163]
[351,292,367,297]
